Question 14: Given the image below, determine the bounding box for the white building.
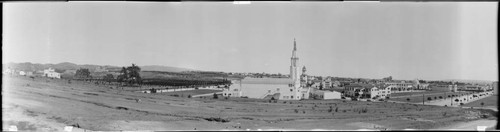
[280,38,310,100]
[43,68,61,79]
[227,39,311,100]
[311,90,341,100]
[345,84,391,99]
[386,81,415,93]
[222,80,243,97]
[363,84,391,99]
[19,71,26,76]
[3,67,16,75]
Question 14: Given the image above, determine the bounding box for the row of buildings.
[222,38,497,101]
[3,67,61,78]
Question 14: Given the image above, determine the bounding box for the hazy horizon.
[3,2,498,81]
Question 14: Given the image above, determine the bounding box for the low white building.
[227,77,310,100]
[19,71,26,76]
[363,84,391,99]
[222,88,243,97]
[43,68,61,79]
[311,90,341,99]
[222,80,244,97]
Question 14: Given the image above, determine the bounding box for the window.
[291,96,294,99]
[290,89,293,92]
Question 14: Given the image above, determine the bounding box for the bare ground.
[2,76,498,131]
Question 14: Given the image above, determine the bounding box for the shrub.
[427,97,432,101]
[188,95,192,98]
[406,98,410,102]
[434,97,437,100]
[294,109,299,113]
[439,96,443,99]
[303,111,306,114]
[213,93,218,99]
[335,107,338,112]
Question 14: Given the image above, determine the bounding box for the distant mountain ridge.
[2,62,196,73]
[440,79,495,84]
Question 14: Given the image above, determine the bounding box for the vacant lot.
[2,76,497,131]
[390,92,475,103]
[391,91,469,98]
[156,89,222,97]
[463,95,498,108]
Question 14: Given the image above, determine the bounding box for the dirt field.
[463,95,498,108]
[390,92,474,103]
[155,89,222,97]
[391,91,469,98]
[2,76,498,131]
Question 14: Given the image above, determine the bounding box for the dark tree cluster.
[75,68,91,79]
[117,64,142,85]
[141,78,230,87]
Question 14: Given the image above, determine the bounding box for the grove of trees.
[117,64,142,85]
[75,68,91,79]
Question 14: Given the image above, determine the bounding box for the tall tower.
[290,38,300,81]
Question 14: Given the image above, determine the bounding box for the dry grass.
[2,75,497,131]
[462,95,498,107]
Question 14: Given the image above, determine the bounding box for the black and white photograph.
[2,1,498,131]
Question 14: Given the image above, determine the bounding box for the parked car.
[378,99,384,101]
[352,98,359,101]
[367,99,372,102]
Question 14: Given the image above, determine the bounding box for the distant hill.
[140,65,195,72]
[440,79,495,84]
[3,62,195,73]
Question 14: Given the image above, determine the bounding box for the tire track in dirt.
[17,89,237,123]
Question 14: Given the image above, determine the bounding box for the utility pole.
[450,95,453,106]
[422,94,425,105]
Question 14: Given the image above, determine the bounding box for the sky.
[3,2,498,81]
